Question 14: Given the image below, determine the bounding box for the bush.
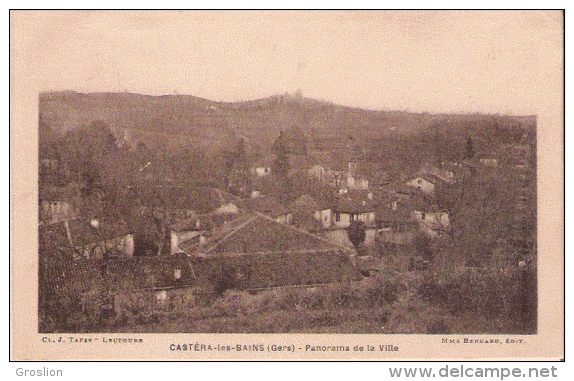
[418,268,523,320]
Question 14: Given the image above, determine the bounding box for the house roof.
[291,194,320,211]
[40,257,102,296]
[40,253,201,297]
[101,254,198,291]
[375,207,413,223]
[236,195,290,218]
[41,242,361,298]
[334,198,375,214]
[417,163,456,185]
[333,190,376,213]
[188,213,352,256]
[291,194,334,212]
[210,250,363,291]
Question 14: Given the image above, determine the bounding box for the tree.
[464,136,475,160]
[227,139,252,197]
[272,131,291,201]
[413,233,433,261]
[433,166,522,268]
[347,220,366,251]
[272,131,290,179]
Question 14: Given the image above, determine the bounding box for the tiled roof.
[375,207,413,223]
[40,257,102,295]
[291,194,320,211]
[214,250,363,291]
[40,254,200,296]
[190,214,351,256]
[102,254,197,291]
[333,191,376,213]
[291,193,335,211]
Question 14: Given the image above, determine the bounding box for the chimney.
[90,218,99,228]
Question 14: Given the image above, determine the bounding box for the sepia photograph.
[10,10,564,360]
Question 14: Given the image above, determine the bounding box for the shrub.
[418,268,524,320]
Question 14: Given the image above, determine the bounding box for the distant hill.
[39,91,536,153]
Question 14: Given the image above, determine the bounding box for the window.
[421,212,426,220]
[174,268,182,280]
[350,213,355,222]
[335,212,340,222]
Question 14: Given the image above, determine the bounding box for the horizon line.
[39,90,538,118]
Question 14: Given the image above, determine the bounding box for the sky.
[12,10,563,115]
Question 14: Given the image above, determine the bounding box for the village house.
[332,190,376,228]
[39,253,210,324]
[375,207,418,245]
[187,213,349,257]
[39,185,79,224]
[307,149,374,191]
[406,163,457,196]
[39,217,134,260]
[406,175,438,196]
[323,190,378,248]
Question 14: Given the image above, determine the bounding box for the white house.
[407,176,436,195]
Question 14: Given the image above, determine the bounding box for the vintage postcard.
[10,10,564,360]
